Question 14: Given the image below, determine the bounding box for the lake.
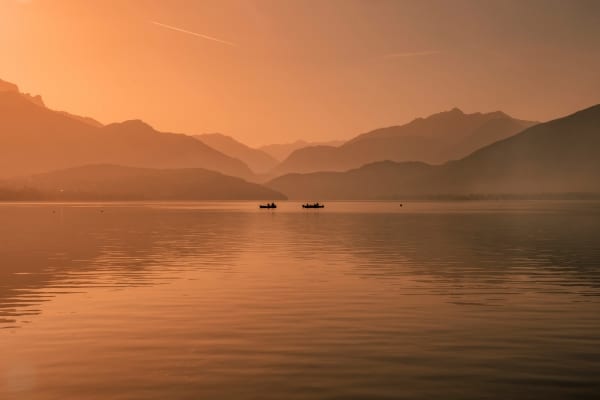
[1,201,600,399]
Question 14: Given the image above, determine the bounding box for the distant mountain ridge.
[194,133,278,173]
[0,78,102,126]
[0,79,253,179]
[0,78,46,107]
[272,109,536,175]
[3,164,285,201]
[259,139,345,161]
[268,104,600,199]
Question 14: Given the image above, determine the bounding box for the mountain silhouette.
[268,105,600,199]
[6,164,285,200]
[0,79,252,179]
[259,139,346,161]
[272,109,535,175]
[1,78,105,128]
[195,133,278,173]
[56,111,104,128]
[0,78,46,107]
[0,79,18,93]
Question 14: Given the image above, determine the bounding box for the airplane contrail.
[150,21,236,47]
[384,50,440,59]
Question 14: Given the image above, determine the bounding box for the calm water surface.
[1,201,600,399]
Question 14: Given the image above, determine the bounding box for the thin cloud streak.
[150,21,236,47]
[384,50,441,59]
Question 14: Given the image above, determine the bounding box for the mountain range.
[0,79,252,179]
[259,139,346,161]
[194,133,278,173]
[2,77,598,201]
[268,105,600,199]
[272,109,536,175]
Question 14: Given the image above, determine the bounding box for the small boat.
[302,202,325,209]
[259,202,277,209]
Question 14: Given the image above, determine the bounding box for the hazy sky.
[1,0,599,146]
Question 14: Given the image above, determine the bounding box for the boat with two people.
[302,202,325,209]
[259,202,277,209]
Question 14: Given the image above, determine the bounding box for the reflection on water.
[1,201,600,399]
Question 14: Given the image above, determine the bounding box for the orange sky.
[1,0,599,146]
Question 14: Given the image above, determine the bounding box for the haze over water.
[1,201,600,399]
